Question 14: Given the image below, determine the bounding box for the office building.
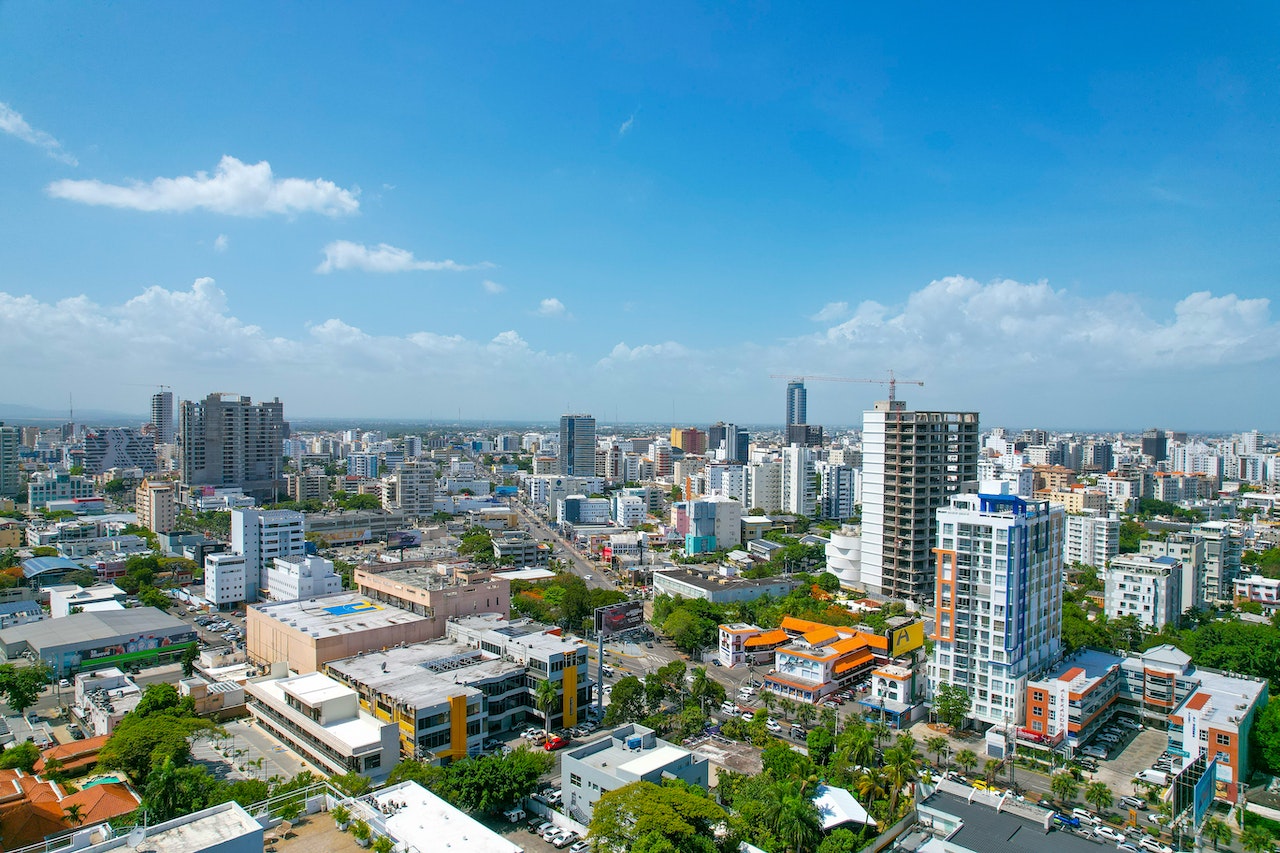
[862,400,980,601]
[135,478,177,534]
[246,592,438,674]
[708,422,750,463]
[178,393,288,502]
[1063,509,1118,569]
[265,555,342,602]
[559,414,597,477]
[561,724,709,824]
[785,380,807,426]
[82,428,156,474]
[786,423,825,448]
[0,423,19,499]
[246,669,399,781]
[928,488,1064,727]
[1103,553,1182,630]
[1141,428,1168,462]
[230,507,305,601]
[355,563,510,629]
[150,390,174,445]
[205,553,248,608]
[27,470,95,509]
[557,495,610,525]
[381,460,436,516]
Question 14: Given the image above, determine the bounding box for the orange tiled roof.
[743,629,788,648]
[802,627,839,645]
[1186,693,1211,711]
[0,780,139,850]
[34,735,110,774]
[780,615,829,635]
[835,649,875,674]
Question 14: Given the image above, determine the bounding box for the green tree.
[138,584,171,610]
[816,828,863,853]
[63,803,86,826]
[933,683,972,731]
[142,757,223,822]
[1242,826,1275,853]
[925,735,950,770]
[1050,772,1078,804]
[181,644,199,678]
[1084,780,1112,814]
[97,683,214,785]
[0,741,40,772]
[689,667,726,713]
[807,726,835,767]
[536,678,559,733]
[955,749,978,777]
[444,747,554,813]
[761,778,822,853]
[330,771,373,797]
[1203,816,1233,851]
[603,675,647,726]
[589,780,728,853]
[814,572,840,593]
[0,663,50,715]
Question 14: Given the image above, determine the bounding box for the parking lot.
[1092,724,1170,794]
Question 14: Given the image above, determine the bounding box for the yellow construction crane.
[768,371,924,405]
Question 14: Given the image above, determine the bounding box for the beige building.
[286,471,330,503]
[1033,464,1077,492]
[1036,487,1107,514]
[354,563,510,635]
[246,592,438,674]
[134,478,177,534]
[0,519,22,549]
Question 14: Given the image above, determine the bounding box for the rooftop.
[918,789,1100,853]
[1037,648,1123,687]
[653,568,798,593]
[0,607,187,650]
[326,640,519,708]
[83,801,261,853]
[251,592,427,637]
[358,781,521,853]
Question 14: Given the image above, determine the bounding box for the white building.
[382,461,436,516]
[1064,509,1118,569]
[1140,533,1206,614]
[781,445,816,517]
[612,494,646,527]
[706,494,743,550]
[824,525,864,588]
[706,463,747,503]
[1104,553,1182,630]
[817,461,858,520]
[205,553,248,608]
[27,471,95,509]
[1194,521,1241,606]
[928,486,1064,727]
[47,583,126,617]
[246,669,399,781]
[745,461,782,513]
[1235,575,1280,614]
[230,508,305,601]
[265,555,342,602]
[557,495,611,525]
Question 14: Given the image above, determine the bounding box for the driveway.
[1094,725,1168,795]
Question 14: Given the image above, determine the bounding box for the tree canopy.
[0,663,49,715]
[589,780,730,853]
[96,683,216,785]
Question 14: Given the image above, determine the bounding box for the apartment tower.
[151,390,175,445]
[559,414,597,477]
[862,399,979,601]
[785,381,807,427]
[178,393,288,502]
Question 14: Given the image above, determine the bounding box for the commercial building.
[303,508,409,546]
[1063,509,1118,569]
[73,667,142,735]
[861,400,980,601]
[1234,574,1280,614]
[0,608,196,676]
[1103,553,1182,630]
[135,478,177,534]
[785,380,807,427]
[27,470,95,509]
[381,460,436,516]
[355,563,510,632]
[325,614,590,760]
[246,669,399,781]
[246,592,437,674]
[47,583,127,617]
[928,489,1064,727]
[265,555,342,602]
[561,724,709,824]
[767,616,924,712]
[347,782,521,853]
[1024,645,1267,802]
[0,600,44,630]
[559,414,597,477]
[491,530,551,567]
[82,428,156,475]
[652,567,798,604]
[231,508,306,601]
[178,392,288,502]
[205,553,248,608]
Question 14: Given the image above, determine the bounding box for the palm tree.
[762,779,822,853]
[983,759,1001,787]
[925,735,950,770]
[1050,772,1078,805]
[882,747,921,818]
[894,732,921,763]
[796,702,815,728]
[844,727,876,770]
[1203,816,1233,851]
[535,678,559,734]
[760,691,777,715]
[1084,781,1112,815]
[819,708,838,733]
[854,768,887,804]
[63,803,85,827]
[870,720,891,752]
[955,749,978,777]
[779,697,796,722]
[1242,827,1275,853]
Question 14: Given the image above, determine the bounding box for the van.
[1135,769,1169,786]
[503,807,526,823]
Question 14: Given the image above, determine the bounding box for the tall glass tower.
[785,381,806,427]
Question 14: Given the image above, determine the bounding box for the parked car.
[721,702,737,714]
[766,719,782,733]
[1138,839,1172,853]
[540,824,562,841]
[569,841,591,853]
[741,712,754,723]
[1052,813,1080,829]
[823,701,839,710]
[1081,745,1109,759]
[1119,795,1148,810]
[544,735,568,751]
[1094,825,1125,843]
[1072,808,1098,826]
[552,831,578,849]
[534,821,555,836]
[1118,844,1141,853]
[503,807,526,823]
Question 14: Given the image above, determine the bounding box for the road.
[509,498,617,591]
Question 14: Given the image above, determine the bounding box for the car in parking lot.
[544,735,568,751]
[766,719,781,732]
[741,712,754,722]
[721,701,737,714]
[533,821,554,837]
[1081,745,1109,759]
[1138,839,1172,853]
[551,830,578,848]
[569,841,591,853]
[1093,826,1125,843]
[823,700,838,710]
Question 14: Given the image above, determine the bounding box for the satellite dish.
[128,827,146,848]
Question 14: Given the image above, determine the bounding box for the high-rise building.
[179,393,288,502]
[151,391,174,446]
[781,445,816,516]
[0,423,19,499]
[231,508,306,602]
[862,400,980,601]
[559,414,597,477]
[785,381,807,427]
[135,478,177,534]
[745,461,783,513]
[708,423,751,463]
[382,461,436,517]
[669,428,707,455]
[1104,554,1182,630]
[928,488,1064,727]
[83,428,157,474]
[817,462,858,520]
[1141,428,1168,462]
[1064,509,1118,569]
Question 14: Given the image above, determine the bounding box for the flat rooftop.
[82,801,260,853]
[251,592,426,636]
[364,781,521,853]
[654,568,798,592]
[326,640,520,708]
[1178,668,1267,728]
[251,675,386,749]
[920,790,1100,853]
[1037,647,1122,687]
[0,607,187,650]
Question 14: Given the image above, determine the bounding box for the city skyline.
[1,6,1277,426]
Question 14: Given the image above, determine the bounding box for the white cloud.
[482,279,506,294]
[46,155,359,216]
[316,240,492,274]
[537,297,567,317]
[598,341,690,366]
[809,301,849,322]
[0,101,76,165]
[213,234,229,252]
[618,113,636,136]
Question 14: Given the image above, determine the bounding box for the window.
[1032,706,1043,717]
[1216,732,1232,746]
[569,773,581,787]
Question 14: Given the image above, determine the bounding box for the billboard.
[889,622,925,657]
[1194,756,1217,828]
[595,600,644,637]
[388,530,423,548]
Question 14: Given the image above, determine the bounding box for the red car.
[544,736,568,751]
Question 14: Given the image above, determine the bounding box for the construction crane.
[768,370,924,405]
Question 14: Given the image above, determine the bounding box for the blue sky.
[1,4,1277,429]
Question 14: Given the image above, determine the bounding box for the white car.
[721,702,737,714]
[741,712,754,722]
[766,719,782,732]
[1138,839,1172,853]
[1093,826,1124,843]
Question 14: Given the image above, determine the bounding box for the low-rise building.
[1234,574,1280,614]
[178,675,246,719]
[304,508,409,546]
[65,800,261,853]
[73,667,142,736]
[47,583,127,617]
[355,563,510,633]
[0,607,196,677]
[205,552,248,609]
[652,567,799,604]
[347,781,521,853]
[27,470,95,509]
[264,555,342,602]
[0,600,44,630]
[560,724,710,824]
[491,530,551,567]
[1103,553,1182,630]
[246,592,437,674]
[246,669,399,782]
